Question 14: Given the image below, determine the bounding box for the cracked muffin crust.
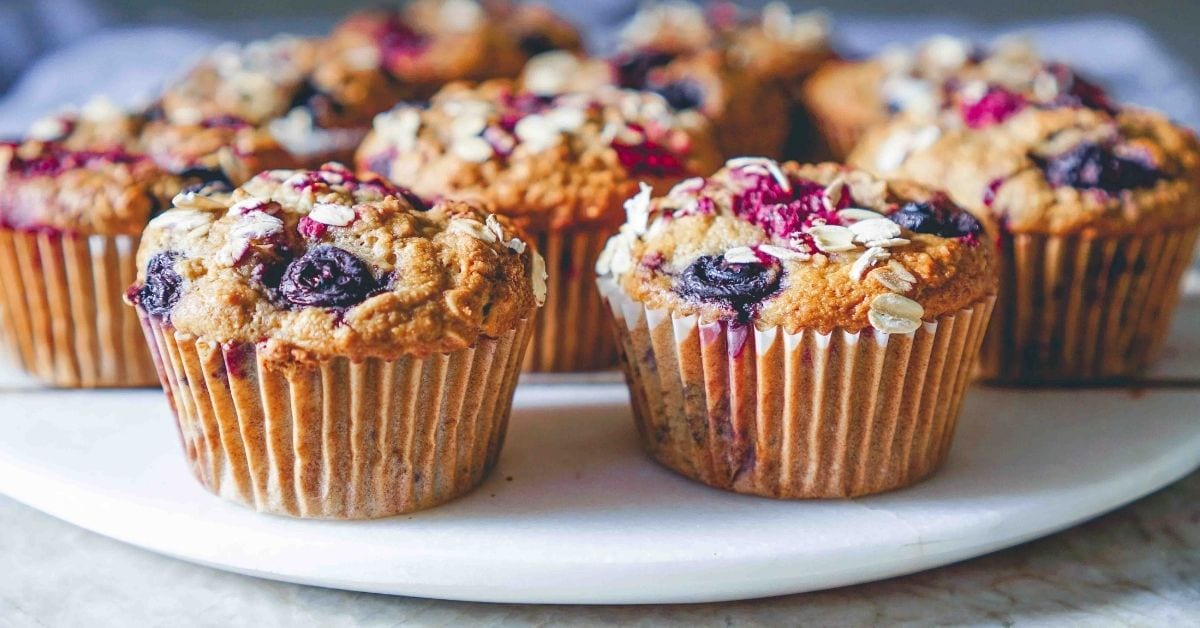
[802,36,1116,157]
[128,163,544,363]
[355,79,721,232]
[598,158,997,334]
[849,106,1200,236]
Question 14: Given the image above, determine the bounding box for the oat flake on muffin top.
[129,163,544,362]
[598,159,996,334]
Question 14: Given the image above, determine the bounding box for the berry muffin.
[159,34,393,167]
[0,96,310,387]
[0,138,181,386]
[802,36,1115,158]
[597,158,996,498]
[355,79,720,372]
[850,106,1200,382]
[127,163,544,518]
[611,1,831,159]
[328,0,581,102]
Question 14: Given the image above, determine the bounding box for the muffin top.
[328,0,580,100]
[129,163,544,362]
[850,106,1200,235]
[598,159,996,334]
[0,139,180,235]
[355,79,720,231]
[0,97,307,235]
[803,36,1115,133]
[159,36,317,128]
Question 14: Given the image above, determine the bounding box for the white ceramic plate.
[1,357,1198,603]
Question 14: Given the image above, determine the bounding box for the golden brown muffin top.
[0,99,305,235]
[0,139,180,235]
[355,79,721,232]
[328,0,581,101]
[804,36,1118,135]
[849,107,1200,236]
[617,1,828,75]
[159,35,317,128]
[129,163,544,362]
[598,159,996,334]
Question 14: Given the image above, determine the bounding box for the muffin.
[612,1,831,159]
[0,94,318,386]
[328,0,581,102]
[802,36,1115,158]
[0,138,180,387]
[126,163,544,518]
[356,79,719,372]
[597,158,996,498]
[851,106,1200,382]
[160,34,395,167]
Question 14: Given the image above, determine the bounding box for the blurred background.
[3,0,1200,131]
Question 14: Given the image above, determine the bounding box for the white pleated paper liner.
[0,227,157,387]
[599,279,995,498]
[139,311,532,519]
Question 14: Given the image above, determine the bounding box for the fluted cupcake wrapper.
[0,227,157,387]
[599,280,995,499]
[523,226,618,373]
[979,227,1200,383]
[138,312,531,519]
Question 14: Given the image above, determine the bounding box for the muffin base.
[139,313,531,519]
[523,226,618,373]
[0,227,157,387]
[979,228,1200,383]
[600,280,994,499]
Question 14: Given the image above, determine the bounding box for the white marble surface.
[1,471,1198,626]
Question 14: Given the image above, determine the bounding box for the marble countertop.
[3,471,1198,626]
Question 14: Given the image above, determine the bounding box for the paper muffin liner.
[979,227,1200,383]
[138,312,532,519]
[0,227,157,387]
[599,280,995,498]
[523,226,619,372]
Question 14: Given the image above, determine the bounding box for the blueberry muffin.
[851,106,1200,382]
[328,0,581,102]
[160,34,392,167]
[597,158,996,498]
[612,1,831,160]
[802,36,1115,158]
[0,97,308,387]
[127,163,544,518]
[0,138,181,386]
[356,79,720,372]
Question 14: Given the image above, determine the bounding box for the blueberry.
[287,79,345,119]
[613,49,676,89]
[137,252,184,320]
[278,245,378,309]
[652,79,705,112]
[675,255,781,322]
[178,166,233,190]
[889,201,982,238]
[1034,142,1161,192]
[518,33,557,57]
